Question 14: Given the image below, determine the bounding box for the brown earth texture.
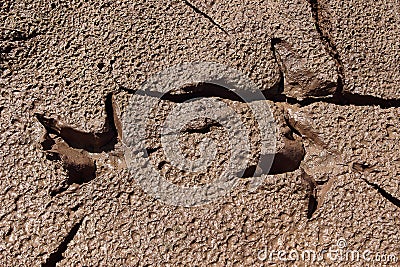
[1,0,400,266]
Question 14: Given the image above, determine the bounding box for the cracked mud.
[1,0,400,266]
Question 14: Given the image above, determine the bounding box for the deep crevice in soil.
[130,81,400,109]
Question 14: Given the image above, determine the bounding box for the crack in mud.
[303,172,336,219]
[302,171,318,219]
[362,178,400,209]
[42,217,84,267]
[182,0,229,35]
[133,83,247,103]
[285,92,400,109]
[306,0,345,94]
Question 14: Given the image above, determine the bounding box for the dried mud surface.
[1,0,399,266]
